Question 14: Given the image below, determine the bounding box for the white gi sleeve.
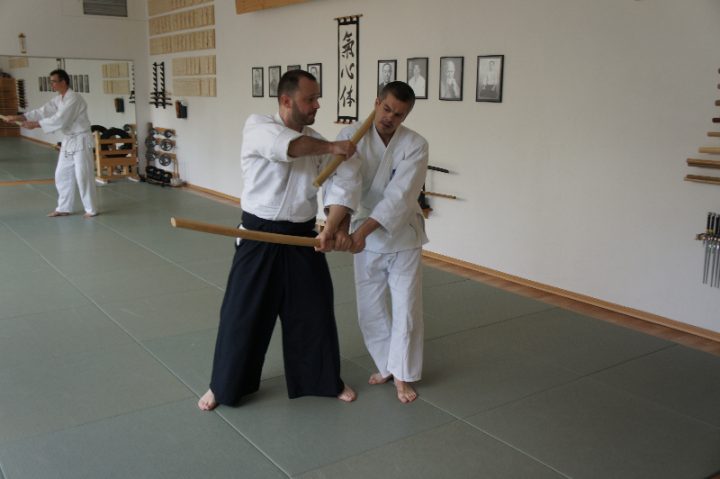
[23,99,59,124]
[370,136,429,236]
[323,125,362,212]
[36,94,84,134]
[242,114,303,163]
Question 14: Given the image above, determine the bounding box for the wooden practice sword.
[170,217,320,248]
[313,110,375,188]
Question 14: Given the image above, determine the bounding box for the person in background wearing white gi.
[328,81,429,403]
[6,69,98,218]
[198,69,359,411]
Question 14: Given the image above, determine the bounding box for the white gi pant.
[354,247,423,382]
[55,134,97,215]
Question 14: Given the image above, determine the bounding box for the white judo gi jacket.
[335,122,429,253]
[241,113,359,223]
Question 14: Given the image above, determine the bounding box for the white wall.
[1,0,718,333]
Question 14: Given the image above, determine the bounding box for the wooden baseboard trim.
[0,178,54,186]
[185,182,240,204]
[423,249,720,343]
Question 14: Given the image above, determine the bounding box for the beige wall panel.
[9,57,29,68]
[149,29,215,55]
[148,0,212,17]
[172,55,216,76]
[103,79,130,94]
[149,5,215,36]
[172,77,216,97]
[102,62,130,78]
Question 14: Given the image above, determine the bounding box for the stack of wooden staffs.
[699,212,720,287]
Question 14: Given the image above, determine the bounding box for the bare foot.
[337,384,357,402]
[83,212,98,219]
[394,379,418,403]
[368,373,392,385]
[47,211,70,217]
[198,389,218,411]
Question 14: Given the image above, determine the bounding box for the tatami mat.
[0,169,718,478]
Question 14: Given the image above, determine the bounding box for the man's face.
[412,64,421,77]
[382,64,392,82]
[50,74,68,94]
[374,93,411,139]
[289,77,321,126]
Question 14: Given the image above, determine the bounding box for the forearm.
[288,136,333,158]
[323,205,350,235]
[337,212,351,234]
[288,136,356,159]
[353,217,381,241]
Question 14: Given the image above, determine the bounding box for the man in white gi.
[7,69,98,218]
[198,70,358,411]
[329,81,428,403]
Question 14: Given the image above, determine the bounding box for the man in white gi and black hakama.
[328,81,429,403]
[7,69,98,218]
[198,70,358,410]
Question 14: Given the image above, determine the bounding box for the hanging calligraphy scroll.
[336,15,361,123]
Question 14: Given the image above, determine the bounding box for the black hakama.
[209,212,344,405]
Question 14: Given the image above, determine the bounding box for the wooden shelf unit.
[0,78,19,137]
[683,71,720,184]
[93,131,139,183]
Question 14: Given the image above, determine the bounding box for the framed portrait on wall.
[268,65,281,98]
[476,55,504,102]
[307,63,322,97]
[377,59,396,95]
[287,65,301,71]
[251,67,264,97]
[439,56,463,101]
[407,57,428,99]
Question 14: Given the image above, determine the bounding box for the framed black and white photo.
[377,59,396,95]
[251,67,264,97]
[407,57,428,99]
[268,65,281,98]
[307,63,322,97]
[439,56,463,101]
[476,55,504,102]
[287,65,301,71]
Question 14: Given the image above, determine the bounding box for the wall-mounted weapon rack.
[129,62,136,104]
[697,212,720,288]
[144,124,183,186]
[150,62,171,109]
[684,68,720,185]
[419,164,457,218]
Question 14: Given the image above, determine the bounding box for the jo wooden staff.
[0,114,22,126]
[313,110,375,188]
[170,217,319,248]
